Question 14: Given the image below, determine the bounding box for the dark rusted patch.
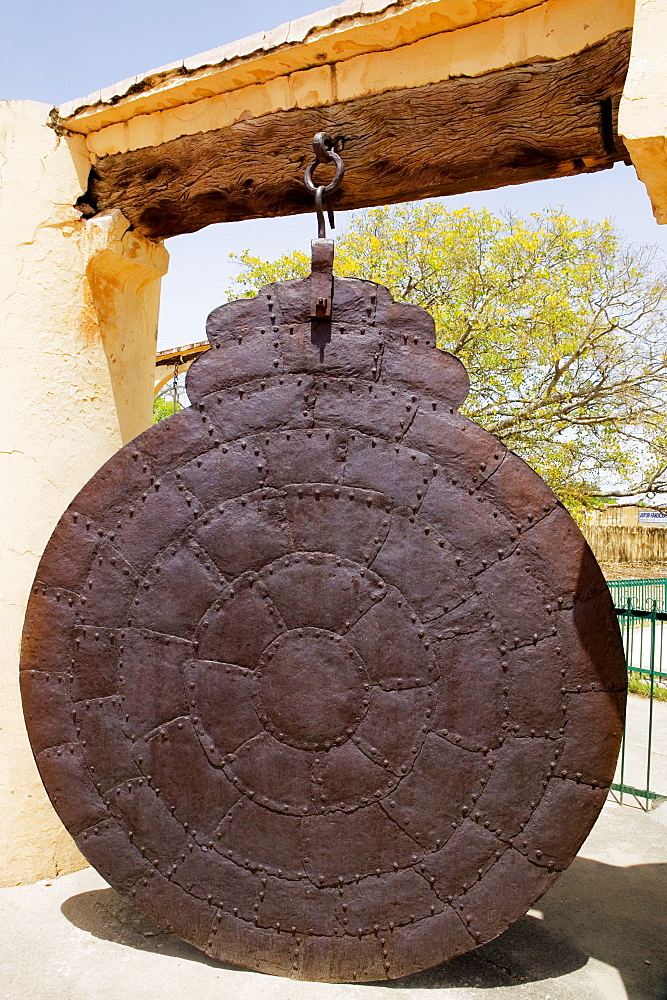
[21,275,626,982]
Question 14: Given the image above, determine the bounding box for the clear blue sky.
[3,0,667,350]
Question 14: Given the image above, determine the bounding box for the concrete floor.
[1,802,666,1000]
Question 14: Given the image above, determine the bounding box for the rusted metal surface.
[21,275,626,982]
[309,239,334,320]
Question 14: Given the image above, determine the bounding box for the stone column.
[0,101,168,885]
[619,0,667,223]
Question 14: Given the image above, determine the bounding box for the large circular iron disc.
[21,277,626,982]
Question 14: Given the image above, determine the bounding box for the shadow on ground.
[61,887,237,970]
[62,856,667,998]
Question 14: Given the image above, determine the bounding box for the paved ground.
[615,694,667,801]
[1,801,666,1000]
[600,564,667,581]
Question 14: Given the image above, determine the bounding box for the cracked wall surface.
[619,0,667,222]
[0,101,168,886]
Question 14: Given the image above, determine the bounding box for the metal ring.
[304,149,345,196]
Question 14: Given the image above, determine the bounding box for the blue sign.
[639,510,667,524]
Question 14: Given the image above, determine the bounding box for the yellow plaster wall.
[85,216,168,442]
[618,0,667,222]
[83,0,634,160]
[0,101,168,886]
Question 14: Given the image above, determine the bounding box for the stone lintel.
[83,31,632,240]
[58,0,549,132]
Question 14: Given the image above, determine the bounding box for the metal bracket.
[311,238,334,320]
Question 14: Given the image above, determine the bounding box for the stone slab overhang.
[54,0,666,236]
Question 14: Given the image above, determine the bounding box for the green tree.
[153,393,182,423]
[228,205,667,518]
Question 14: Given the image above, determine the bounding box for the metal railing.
[611,600,667,810]
[607,577,667,612]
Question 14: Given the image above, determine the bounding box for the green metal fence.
[611,601,667,810]
[608,577,667,612]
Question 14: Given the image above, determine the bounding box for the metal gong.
[21,273,626,982]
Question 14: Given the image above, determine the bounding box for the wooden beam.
[83,31,631,241]
[155,341,209,368]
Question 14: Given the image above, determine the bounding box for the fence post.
[618,598,632,806]
[646,600,657,811]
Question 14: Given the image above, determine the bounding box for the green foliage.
[628,675,667,702]
[230,249,311,294]
[228,204,667,518]
[153,394,182,423]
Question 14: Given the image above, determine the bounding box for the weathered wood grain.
[83,31,631,240]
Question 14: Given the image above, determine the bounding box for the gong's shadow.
[60,886,236,971]
[311,318,332,363]
[61,857,667,997]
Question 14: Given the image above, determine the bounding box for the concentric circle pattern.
[21,276,626,983]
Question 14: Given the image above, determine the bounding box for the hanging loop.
[172,362,179,414]
[304,133,344,240]
[305,132,344,320]
[314,185,326,240]
[313,185,336,240]
[304,132,345,200]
